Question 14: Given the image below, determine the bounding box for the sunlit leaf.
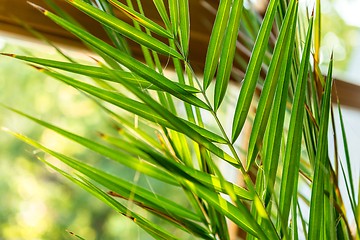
[38,157,180,240]
[168,0,179,36]
[5,129,203,223]
[66,0,177,55]
[203,0,232,90]
[308,55,333,240]
[214,0,244,111]
[2,107,177,185]
[278,16,313,229]
[184,180,269,239]
[178,0,190,55]
[28,4,212,110]
[152,0,172,31]
[246,0,298,169]
[231,0,280,142]
[108,0,173,38]
[3,54,200,93]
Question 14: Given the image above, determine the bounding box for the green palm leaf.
[246,0,298,170]
[5,130,204,223]
[152,0,172,31]
[178,0,190,55]
[169,0,179,36]
[108,0,172,38]
[308,56,333,240]
[203,0,232,90]
[65,0,177,55]
[3,54,200,93]
[29,3,211,110]
[1,0,355,239]
[3,107,177,185]
[231,0,280,142]
[278,16,313,229]
[213,0,244,111]
[41,159,180,240]
[185,180,269,239]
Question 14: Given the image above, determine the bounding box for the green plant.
[1,0,359,239]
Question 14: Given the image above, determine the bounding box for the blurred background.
[0,42,149,239]
[1,0,360,239]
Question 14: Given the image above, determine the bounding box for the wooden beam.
[0,0,215,70]
[333,78,360,109]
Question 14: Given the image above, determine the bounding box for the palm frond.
[1,0,357,239]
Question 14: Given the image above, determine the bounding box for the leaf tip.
[89,56,104,67]
[120,212,136,221]
[27,2,47,14]
[97,132,107,139]
[245,160,252,172]
[28,64,45,72]
[108,191,122,198]
[0,53,16,57]
[89,55,100,63]
[231,127,240,144]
